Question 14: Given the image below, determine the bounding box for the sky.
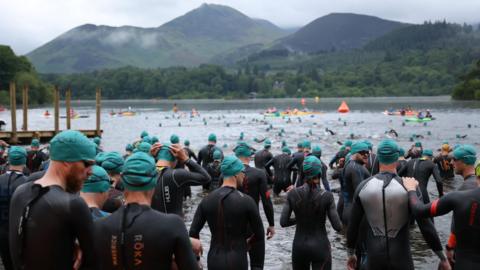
[1,0,479,55]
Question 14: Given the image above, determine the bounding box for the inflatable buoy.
[337,101,350,113]
[301,98,306,106]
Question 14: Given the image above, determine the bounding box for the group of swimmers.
[0,129,479,270]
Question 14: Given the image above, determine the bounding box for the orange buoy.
[301,98,306,106]
[337,101,350,113]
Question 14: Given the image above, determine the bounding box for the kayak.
[383,110,418,116]
[405,117,435,122]
[264,113,281,117]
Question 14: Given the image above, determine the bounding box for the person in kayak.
[189,155,265,270]
[80,165,111,220]
[346,139,449,270]
[265,146,293,196]
[280,155,342,270]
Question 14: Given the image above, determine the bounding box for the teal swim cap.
[31,139,40,148]
[93,137,101,146]
[344,140,353,147]
[303,140,311,149]
[184,139,190,146]
[297,142,303,148]
[151,136,159,145]
[422,149,433,157]
[135,142,152,154]
[282,147,291,154]
[208,133,217,142]
[98,152,124,174]
[140,131,149,138]
[363,140,373,150]
[303,155,322,180]
[221,155,245,177]
[264,139,272,148]
[415,141,422,147]
[453,145,477,165]
[142,136,152,144]
[312,145,322,158]
[50,130,96,162]
[8,146,27,166]
[122,152,158,191]
[81,165,110,193]
[125,144,134,152]
[213,150,222,160]
[234,142,252,157]
[377,139,399,165]
[157,142,175,162]
[399,148,405,157]
[170,134,180,144]
[351,142,369,154]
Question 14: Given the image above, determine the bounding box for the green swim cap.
[312,145,322,158]
[142,136,152,144]
[221,155,245,177]
[422,149,433,157]
[125,144,134,152]
[157,142,175,162]
[363,140,373,150]
[297,142,303,148]
[93,137,101,146]
[81,165,110,193]
[213,150,222,160]
[98,152,124,174]
[344,140,353,147]
[135,142,152,154]
[234,142,252,157]
[415,141,422,147]
[264,139,272,148]
[303,155,322,180]
[377,139,399,165]
[8,146,27,166]
[281,140,287,148]
[170,134,180,144]
[184,139,190,146]
[151,136,159,145]
[282,147,291,154]
[140,131,149,138]
[453,145,477,165]
[31,139,40,148]
[50,130,96,162]
[351,142,369,154]
[208,133,217,142]
[340,145,346,152]
[122,152,158,191]
[399,148,405,157]
[303,140,311,149]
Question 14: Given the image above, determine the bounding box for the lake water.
[1,96,479,269]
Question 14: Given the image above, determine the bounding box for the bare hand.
[347,255,357,270]
[150,142,163,157]
[266,226,275,240]
[190,237,203,256]
[286,185,294,192]
[446,249,455,264]
[73,242,82,270]
[402,177,418,191]
[170,144,188,162]
[438,259,451,270]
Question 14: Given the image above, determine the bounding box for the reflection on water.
[1,97,478,269]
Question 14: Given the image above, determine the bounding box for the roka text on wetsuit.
[265,152,292,195]
[94,203,198,270]
[398,158,444,203]
[189,186,265,270]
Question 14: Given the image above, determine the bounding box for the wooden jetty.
[0,82,103,144]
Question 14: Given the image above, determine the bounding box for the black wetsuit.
[25,170,46,182]
[347,172,444,270]
[367,153,379,175]
[287,152,305,186]
[206,161,222,191]
[320,160,331,192]
[254,149,273,177]
[291,150,303,183]
[0,171,27,270]
[409,187,480,269]
[197,144,222,190]
[238,164,274,270]
[265,153,292,195]
[90,207,109,220]
[9,182,96,270]
[398,158,443,203]
[396,159,407,173]
[102,183,125,213]
[280,183,342,270]
[434,154,455,181]
[26,150,47,173]
[152,159,211,216]
[342,159,371,225]
[184,147,198,162]
[328,149,348,169]
[182,146,199,198]
[189,186,265,270]
[95,203,198,270]
[331,168,345,218]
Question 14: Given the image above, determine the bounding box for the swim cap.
[135,142,152,154]
[151,136,159,145]
[50,130,96,162]
[235,142,252,157]
[31,139,40,148]
[170,134,180,144]
[312,145,322,158]
[156,142,175,162]
[303,155,322,180]
[399,148,405,157]
[344,140,353,147]
[303,140,311,149]
[213,150,222,160]
[363,140,373,150]
[184,139,190,146]
[415,141,422,147]
[264,139,272,148]
[351,142,369,154]
[453,145,477,165]
[208,133,217,142]
[98,152,124,174]
[125,144,134,152]
[122,152,158,191]
[142,136,152,144]
[377,139,399,165]
[140,131,149,138]
[422,149,433,157]
[8,146,27,166]
[221,155,245,177]
[297,142,303,148]
[281,140,287,147]
[282,147,291,154]
[81,165,110,193]
[93,137,101,146]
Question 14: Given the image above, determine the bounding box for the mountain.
[273,13,407,53]
[27,4,288,73]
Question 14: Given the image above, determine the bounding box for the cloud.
[0,0,479,55]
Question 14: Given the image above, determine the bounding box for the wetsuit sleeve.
[259,171,275,227]
[280,192,296,227]
[346,181,366,252]
[171,216,199,270]
[324,192,342,232]
[286,157,297,171]
[265,158,274,178]
[397,161,408,177]
[189,202,206,239]
[352,165,370,192]
[70,197,97,269]
[246,197,265,254]
[174,159,211,187]
[321,163,330,191]
[431,163,444,197]
[329,153,339,169]
[196,149,203,165]
[188,149,198,162]
[408,190,456,218]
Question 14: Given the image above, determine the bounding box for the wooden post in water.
[66,88,71,129]
[54,86,60,133]
[96,88,101,136]
[9,82,17,143]
[22,84,29,131]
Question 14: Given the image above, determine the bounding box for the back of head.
[97,152,124,174]
[234,142,252,159]
[8,146,27,166]
[303,155,322,181]
[156,142,176,163]
[453,144,477,166]
[220,155,244,178]
[122,152,158,191]
[82,165,110,193]
[376,139,399,165]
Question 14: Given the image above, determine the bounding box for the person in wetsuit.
[0,147,28,270]
[96,151,125,213]
[26,139,48,173]
[364,140,379,175]
[197,133,223,191]
[234,142,275,270]
[311,145,331,191]
[346,139,449,270]
[291,142,304,183]
[288,140,312,187]
[151,142,211,216]
[189,155,265,270]
[406,141,423,159]
[254,139,273,174]
[342,141,371,226]
[80,165,111,220]
[434,143,455,183]
[124,143,134,159]
[205,150,223,191]
[398,149,444,203]
[9,130,97,270]
[404,172,480,270]
[396,148,407,172]
[183,139,198,162]
[280,155,343,270]
[265,146,293,196]
[329,140,352,169]
[94,152,199,270]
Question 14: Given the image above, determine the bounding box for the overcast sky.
[1,0,479,55]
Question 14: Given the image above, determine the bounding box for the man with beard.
[8,130,97,270]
